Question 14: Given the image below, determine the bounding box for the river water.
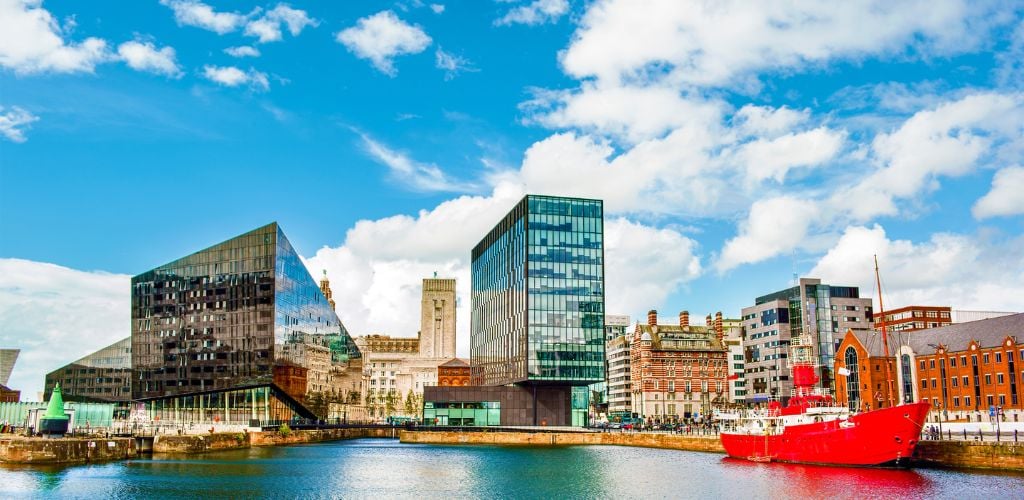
[2,438,1022,498]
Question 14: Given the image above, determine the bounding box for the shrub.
[278,423,292,437]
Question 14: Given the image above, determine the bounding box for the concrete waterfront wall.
[913,440,1024,471]
[399,430,726,453]
[0,437,135,464]
[152,427,398,454]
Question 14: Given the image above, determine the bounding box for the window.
[984,353,990,364]
[965,396,971,407]
[950,357,956,368]
[844,347,861,411]
[999,395,1006,405]
[998,373,1004,384]
[930,360,935,369]
[953,396,960,407]
[921,379,928,389]
[987,395,995,406]
[963,375,969,386]
[985,374,992,385]
[996,352,1002,363]
[919,360,926,370]
[952,377,958,387]
[931,378,937,388]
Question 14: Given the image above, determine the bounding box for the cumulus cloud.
[202,64,270,91]
[160,0,249,34]
[603,218,701,314]
[495,0,569,27]
[0,258,129,400]
[0,0,111,74]
[736,127,845,184]
[117,40,182,77]
[973,166,1024,219]
[810,225,1024,312]
[430,4,445,14]
[716,197,820,273]
[829,92,1024,222]
[0,106,40,143]
[244,4,318,43]
[224,45,260,58]
[336,11,431,76]
[561,0,1002,87]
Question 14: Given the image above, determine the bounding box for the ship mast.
[874,255,896,408]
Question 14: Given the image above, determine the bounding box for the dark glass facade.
[131,222,358,401]
[45,337,132,404]
[471,195,605,387]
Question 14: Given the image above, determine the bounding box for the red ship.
[719,257,930,467]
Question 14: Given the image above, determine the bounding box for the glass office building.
[471,195,605,387]
[131,222,359,408]
[45,337,132,404]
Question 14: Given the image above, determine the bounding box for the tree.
[404,390,416,416]
[384,390,398,418]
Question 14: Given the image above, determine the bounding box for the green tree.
[404,389,416,416]
[384,390,398,418]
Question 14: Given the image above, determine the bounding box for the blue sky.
[1,0,1023,398]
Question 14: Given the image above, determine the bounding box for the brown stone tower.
[319,270,336,311]
[420,277,456,359]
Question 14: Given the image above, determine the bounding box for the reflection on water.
[1,438,1022,499]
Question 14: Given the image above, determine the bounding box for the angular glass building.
[131,222,358,423]
[45,337,132,405]
[471,195,605,387]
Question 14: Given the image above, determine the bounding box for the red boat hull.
[720,402,931,467]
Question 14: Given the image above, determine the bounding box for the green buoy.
[40,383,70,437]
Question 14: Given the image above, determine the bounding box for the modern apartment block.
[606,332,632,415]
[130,222,360,423]
[874,305,952,333]
[44,338,132,404]
[425,195,605,427]
[741,278,872,402]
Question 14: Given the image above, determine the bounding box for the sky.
[1,0,1023,399]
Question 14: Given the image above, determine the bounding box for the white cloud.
[117,40,182,78]
[829,92,1024,222]
[160,0,249,34]
[495,0,569,27]
[716,196,819,273]
[202,64,270,91]
[0,106,40,143]
[732,105,810,138]
[736,127,845,184]
[523,83,725,144]
[0,0,111,74]
[336,11,432,76]
[435,47,475,80]
[430,4,445,14]
[224,45,261,58]
[561,0,1000,87]
[358,132,475,193]
[810,225,1024,312]
[244,4,318,43]
[973,166,1024,219]
[604,218,701,315]
[0,258,129,400]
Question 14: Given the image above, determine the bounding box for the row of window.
[920,349,1024,370]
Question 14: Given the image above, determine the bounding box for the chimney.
[715,311,723,342]
[647,309,658,326]
[706,314,712,329]
[679,311,690,328]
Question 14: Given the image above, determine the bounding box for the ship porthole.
[904,413,909,418]
[894,436,902,443]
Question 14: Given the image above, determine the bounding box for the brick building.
[835,313,1024,423]
[438,358,471,386]
[630,310,728,423]
[874,305,952,333]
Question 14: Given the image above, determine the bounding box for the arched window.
[900,354,914,403]
[844,347,860,411]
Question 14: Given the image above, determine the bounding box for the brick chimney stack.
[706,314,712,329]
[679,310,689,327]
[715,311,723,343]
[648,309,658,326]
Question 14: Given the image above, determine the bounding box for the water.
[2,438,1022,499]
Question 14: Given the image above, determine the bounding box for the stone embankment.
[913,440,1024,471]
[0,436,135,464]
[152,427,397,454]
[399,430,725,453]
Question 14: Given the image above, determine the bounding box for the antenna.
[874,255,896,409]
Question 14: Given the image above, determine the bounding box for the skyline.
[2,0,1024,399]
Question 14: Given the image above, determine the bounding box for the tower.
[319,270,336,311]
[419,278,456,359]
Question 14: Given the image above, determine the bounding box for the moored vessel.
[719,257,929,466]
